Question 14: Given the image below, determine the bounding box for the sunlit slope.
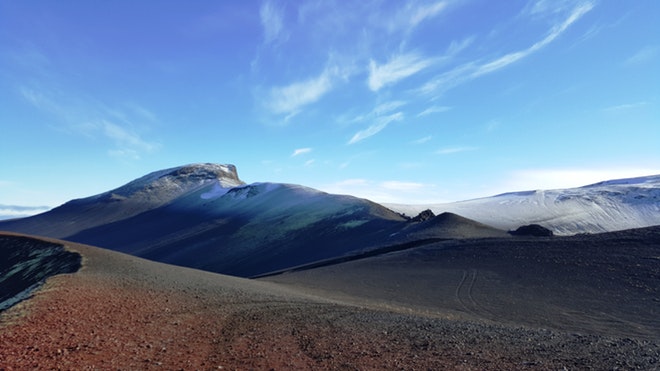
[387,175,660,235]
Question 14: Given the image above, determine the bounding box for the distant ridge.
[386,174,660,235]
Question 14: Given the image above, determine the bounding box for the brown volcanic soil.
[1,233,659,370]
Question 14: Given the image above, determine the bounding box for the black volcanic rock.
[0,235,81,311]
[509,224,554,237]
[410,209,435,222]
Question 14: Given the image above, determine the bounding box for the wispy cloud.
[436,146,477,155]
[604,101,649,112]
[368,52,435,91]
[384,1,450,35]
[624,45,658,66]
[473,2,594,78]
[348,112,404,144]
[19,86,160,159]
[260,0,287,45]
[409,1,449,27]
[346,100,407,124]
[374,100,407,115]
[420,2,594,95]
[417,105,451,117]
[100,120,159,153]
[265,67,335,118]
[411,135,432,144]
[292,147,312,157]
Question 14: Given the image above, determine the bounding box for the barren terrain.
[1,231,659,369]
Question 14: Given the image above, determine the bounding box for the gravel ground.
[1,234,659,370]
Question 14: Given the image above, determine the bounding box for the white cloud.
[348,112,404,144]
[368,52,435,91]
[260,0,286,45]
[473,2,594,78]
[411,135,432,144]
[292,147,312,156]
[374,100,407,115]
[624,45,658,66]
[100,120,158,153]
[420,2,594,94]
[436,146,477,155]
[19,85,160,159]
[417,62,475,95]
[383,1,450,35]
[410,1,449,27]
[417,105,451,117]
[266,68,334,117]
[604,101,649,112]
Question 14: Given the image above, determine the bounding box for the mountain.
[386,175,660,235]
[0,163,245,237]
[4,163,499,277]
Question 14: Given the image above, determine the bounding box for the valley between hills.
[1,163,659,369]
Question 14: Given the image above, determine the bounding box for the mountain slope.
[386,175,660,235]
[6,163,503,277]
[0,163,244,238]
[62,181,410,277]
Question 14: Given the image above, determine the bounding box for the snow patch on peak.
[91,163,244,204]
[200,181,231,200]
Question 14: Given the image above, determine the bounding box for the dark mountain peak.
[410,209,435,222]
[509,224,554,237]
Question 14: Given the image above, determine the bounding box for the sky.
[1,0,659,216]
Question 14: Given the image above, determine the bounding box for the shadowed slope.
[60,182,408,277]
[265,226,660,341]
[0,234,81,311]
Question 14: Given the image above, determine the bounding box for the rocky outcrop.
[509,224,554,237]
[410,209,435,222]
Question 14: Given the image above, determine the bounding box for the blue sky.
[1,0,659,211]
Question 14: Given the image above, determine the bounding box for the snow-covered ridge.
[386,174,660,235]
